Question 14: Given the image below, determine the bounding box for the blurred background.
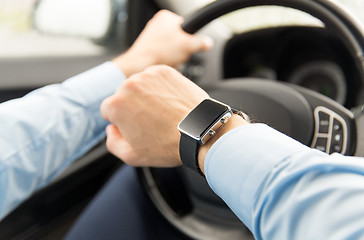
[0,0,363,95]
[1,0,363,59]
[0,0,114,58]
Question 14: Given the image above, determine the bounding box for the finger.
[189,35,214,52]
[100,94,124,123]
[155,9,184,24]
[100,97,112,122]
[105,125,137,164]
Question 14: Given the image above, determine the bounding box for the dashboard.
[182,24,364,109]
[222,26,362,108]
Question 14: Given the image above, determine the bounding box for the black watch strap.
[179,134,204,176]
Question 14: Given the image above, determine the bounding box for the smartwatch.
[178,99,234,176]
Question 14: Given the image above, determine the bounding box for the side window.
[0,0,128,102]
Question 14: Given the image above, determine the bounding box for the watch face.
[178,99,231,142]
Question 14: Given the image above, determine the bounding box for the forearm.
[203,124,364,239]
[255,152,364,240]
[0,62,125,219]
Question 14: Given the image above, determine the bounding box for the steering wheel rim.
[139,1,364,239]
[182,0,364,89]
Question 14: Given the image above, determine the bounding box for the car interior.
[1,0,364,239]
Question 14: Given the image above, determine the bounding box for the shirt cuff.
[61,61,126,106]
[204,123,310,229]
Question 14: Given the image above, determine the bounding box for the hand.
[113,10,213,77]
[100,65,209,167]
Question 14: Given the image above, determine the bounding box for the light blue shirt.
[206,123,364,240]
[0,62,126,219]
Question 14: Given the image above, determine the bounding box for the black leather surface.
[179,134,200,175]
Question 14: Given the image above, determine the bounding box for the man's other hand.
[113,10,213,77]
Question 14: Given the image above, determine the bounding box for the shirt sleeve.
[0,62,126,219]
[205,123,364,240]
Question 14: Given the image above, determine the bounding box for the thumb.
[105,124,138,165]
[189,35,214,52]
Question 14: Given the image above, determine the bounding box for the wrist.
[197,114,249,174]
[178,98,250,176]
[112,49,157,77]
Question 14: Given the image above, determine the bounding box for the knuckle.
[159,65,178,78]
[143,65,160,74]
[155,9,170,18]
[107,95,123,109]
[103,95,125,120]
[143,65,179,83]
[123,78,140,93]
[155,9,181,23]
[100,97,110,112]
[146,64,174,76]
[101,96,114,114]
[159,64,174,72]
[135,67,160,81]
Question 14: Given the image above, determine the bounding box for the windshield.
[219,0,364,33]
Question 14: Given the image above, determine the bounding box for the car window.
[0,0,127,94]
[0,0,108,59]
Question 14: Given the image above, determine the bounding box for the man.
[100,65,364,240]
[0,10,212,220]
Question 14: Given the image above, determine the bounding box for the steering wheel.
[138,0,364,239]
